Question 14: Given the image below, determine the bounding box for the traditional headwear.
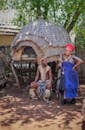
[65,43,75,51]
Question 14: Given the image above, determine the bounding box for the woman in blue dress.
[60,43,83,104]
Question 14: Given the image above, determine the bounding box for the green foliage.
[0,0,8,10]
[0,0,85,49]
[0,0,84,31]
[75,21,85,49]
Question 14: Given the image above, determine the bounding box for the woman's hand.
[73,59,83,70]
[72,66,76,70]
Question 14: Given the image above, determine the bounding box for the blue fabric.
[37,81,46,98]
[62,61,79,98]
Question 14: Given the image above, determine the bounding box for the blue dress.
[62,56,79,99]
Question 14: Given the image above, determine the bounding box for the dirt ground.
[0,82,85,130]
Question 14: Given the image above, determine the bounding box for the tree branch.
[66,1,83,33]
[66,9,80,33]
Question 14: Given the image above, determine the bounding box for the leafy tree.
[0,0,8,10]
[75,20,85,49]
[0,0,85,34]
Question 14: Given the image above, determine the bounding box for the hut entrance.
[21,46,37,60]
[11,19,71,88]
[13,46,38,88]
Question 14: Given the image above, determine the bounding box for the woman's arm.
[73,55,84,70]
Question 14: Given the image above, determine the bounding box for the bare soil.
[0,82,85,130]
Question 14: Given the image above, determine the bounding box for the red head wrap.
[65,43,75,51]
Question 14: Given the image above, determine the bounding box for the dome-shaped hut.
[11,19,71,88]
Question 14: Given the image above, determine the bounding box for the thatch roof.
[0,9,16,27]
[11,19,71,62]
[0,26,19,35]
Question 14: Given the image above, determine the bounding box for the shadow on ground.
[0,82,85,130]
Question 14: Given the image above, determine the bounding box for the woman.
[60,43,83,104]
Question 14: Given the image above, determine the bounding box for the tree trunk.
[66,10,80,33]
[64,13,71,29]
[66,1,83,33]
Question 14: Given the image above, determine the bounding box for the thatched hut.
[11,19,71,87]
[0,9,19,54]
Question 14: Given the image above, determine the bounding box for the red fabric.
[65,43,75,51]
